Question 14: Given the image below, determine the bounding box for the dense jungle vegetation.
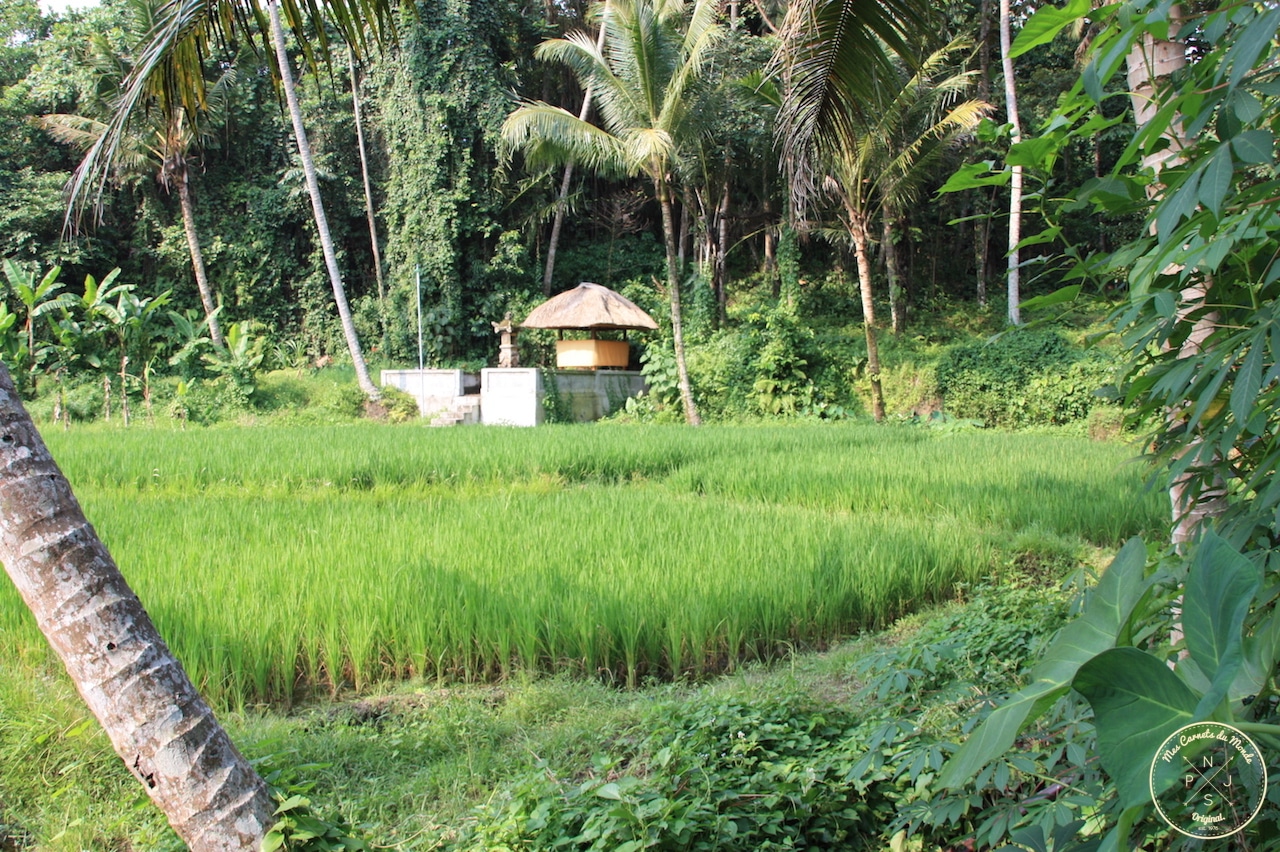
[0,0,1136,427]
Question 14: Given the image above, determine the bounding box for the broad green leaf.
[595,782,623,800]
[1183,533,1258,718]
[940,539,1148,788]
[1155,171,1201,239]
[1232,90,1262,123]
[1011,0,1090,58]
[1006,136,1061,169]
[938,161,1008,194]
[1232,129,1274,164]
[1007,824,1048,852]
[1019,285,1080,311]
[1233,607,1280,700]
[1014,227,1063,250]
[1227,6,1280,87]
[273,794,309,814]
[1074,647,1198,808]
[1230,343,1263,428]
[1196,150,1233,216]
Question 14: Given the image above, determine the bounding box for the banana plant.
[109,288,171,426]
[166,308,215,379]
[203,320,264,397]
[70,269,131,422]
[1,260,77,394]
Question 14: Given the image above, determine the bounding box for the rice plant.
[0,423,1164,707]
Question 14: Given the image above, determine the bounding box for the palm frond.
[65,0,400,226]
[502,102,630,176]
[774,0,935,213]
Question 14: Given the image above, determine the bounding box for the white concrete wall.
[381,369,475,415]
[480,369,645,426]
[481,368,543,426]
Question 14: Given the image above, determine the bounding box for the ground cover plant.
[0,423,1163,711]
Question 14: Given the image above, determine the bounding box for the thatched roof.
[521,282,658,331]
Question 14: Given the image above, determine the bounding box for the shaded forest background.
[0,0,1134,421]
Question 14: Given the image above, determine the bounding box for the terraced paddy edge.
[0,423,1165,707]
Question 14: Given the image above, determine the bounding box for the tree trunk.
[544,10,609,295]
[268,0,378,400]
[0,365,274,849]
[978,0,992,103]
[714,174,729,324]
[349,49,384,304]
[1000,0,1023,326]
[175,168,224,350]
[120,354,130,427]
[762,192,776,281]
[1125,6,1221,549]
[848,212,885,421]
[657,177,701,425]
[976,190,992,307]
[883,209,906,334]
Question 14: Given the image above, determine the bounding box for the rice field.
[0,423,1165,707]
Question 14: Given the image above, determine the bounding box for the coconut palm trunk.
[174,165,225,348]
[657,177,701,425]
[268,0,378,399]
[349,48,384,303]
[847,208,885,421]
[0,364,274,850]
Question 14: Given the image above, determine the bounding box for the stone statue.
[492,312,519,368]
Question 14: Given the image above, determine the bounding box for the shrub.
[377,386,421,423]
[935,330,1115,427]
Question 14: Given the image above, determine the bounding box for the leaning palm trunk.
[0,364,274,850]
[268,0,378,400]
[657,178,701,426]
[175,168,224,349]
[349,49,384,303]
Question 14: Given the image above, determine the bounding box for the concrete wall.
[380,369,479,415]
[480,369,646,426]
[480,369,543,427]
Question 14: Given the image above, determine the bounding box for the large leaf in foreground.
[939,538,1148,788]
[1183,532,1258,718]
[1073,647,1198,808]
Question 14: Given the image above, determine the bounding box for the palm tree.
[773,0,932,213]
[65,0,389,399]
[265,0,377,399]
[801,41,986,421]
[999,0,1023,326]
[502,0,723,426]
[40,18,230,349]
[0,366,276,852]
[22,0,393,844]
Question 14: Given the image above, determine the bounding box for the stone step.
[429,395,482,427]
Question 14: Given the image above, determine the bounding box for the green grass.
[0,422,1165,708]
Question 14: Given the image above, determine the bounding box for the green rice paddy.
[0,423,1165,707]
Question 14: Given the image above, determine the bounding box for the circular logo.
[1149,722,1267,839]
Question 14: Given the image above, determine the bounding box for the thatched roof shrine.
[521,283,658,331]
